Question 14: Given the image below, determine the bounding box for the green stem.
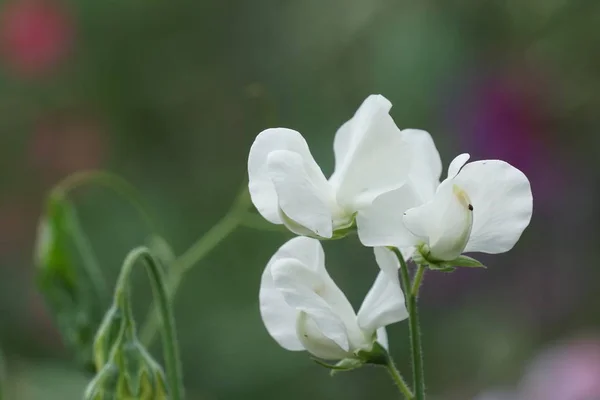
[53,170,158,233]
[139,186,251,345]
[392,248,426,400]
[116,247,184,400]
[411,265,426,298]
[384,353,414,400]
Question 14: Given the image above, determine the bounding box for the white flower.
[358,153,533,262]
[247,94,436,239]
[259,236,408,360]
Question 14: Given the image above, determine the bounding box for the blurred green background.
[1,0,600,399]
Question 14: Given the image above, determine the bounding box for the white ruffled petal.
[356,183,422,248]
[267,150,336,238]
[447,153,470,178]
[403,179,474,261]
[403,129,443,202]
[259,237,326,351]
[271,258,352,354]
[328,95,412,209]
[357,248,408,333]
[248,128,321,224]
[454,160,533,254]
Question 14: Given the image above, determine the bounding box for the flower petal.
[376,327,389,350]
[248,128,324,224]
[259,237,325,351]
[357,248,408,333]
[403,129,443,202]
[454,160,533,254]
[328,95,412,209]
[271,258,352,353]
[356,183,422,248]
[403,179,474,261]
[332,95,392,178]
[447,153,470,178]
[267,150,336,238]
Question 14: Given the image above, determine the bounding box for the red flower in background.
[0,0,73,76]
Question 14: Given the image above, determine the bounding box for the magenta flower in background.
[0,0,73,76]
[518,338,600,400]
[447,67,566,205]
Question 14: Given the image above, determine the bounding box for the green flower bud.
[84,344,168,400]
[86,304,168,400]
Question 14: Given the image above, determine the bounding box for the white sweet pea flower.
[358,153,533,263]
[248,94,435,239]
[259,236,408,360]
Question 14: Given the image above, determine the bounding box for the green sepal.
[441,255,486,269]
[356,341,388,366]
[428,266,456,272]
[312,357,365,376]
[279,210,357,240]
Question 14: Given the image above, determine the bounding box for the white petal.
[267,150,335,238]
[357,248,408,333]
[248,128,324,224]
[447,153,470,178]
[296,311,350,360]
[403,179,474,261]
[271,258,352,352]
[356,183,422,248]
[328,95,412,209]
[332,95,392,179]
[259,237,325,351]
[454,160,533,254]
[403,129,443,202]
[376,327,389,350]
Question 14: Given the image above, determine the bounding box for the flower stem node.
[313,341,389,376]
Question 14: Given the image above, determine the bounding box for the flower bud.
[88,281,169,400]
[92,304,122,372]
[84,342,168,400]
[85,320,168,399]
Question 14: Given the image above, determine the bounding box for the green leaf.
[34,193,107,372]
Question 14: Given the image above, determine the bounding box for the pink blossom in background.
[473,338,600,400]
[519,339,600,400]
[28,111,107,184]
[0,0,73,76]
[472,390,517,400]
